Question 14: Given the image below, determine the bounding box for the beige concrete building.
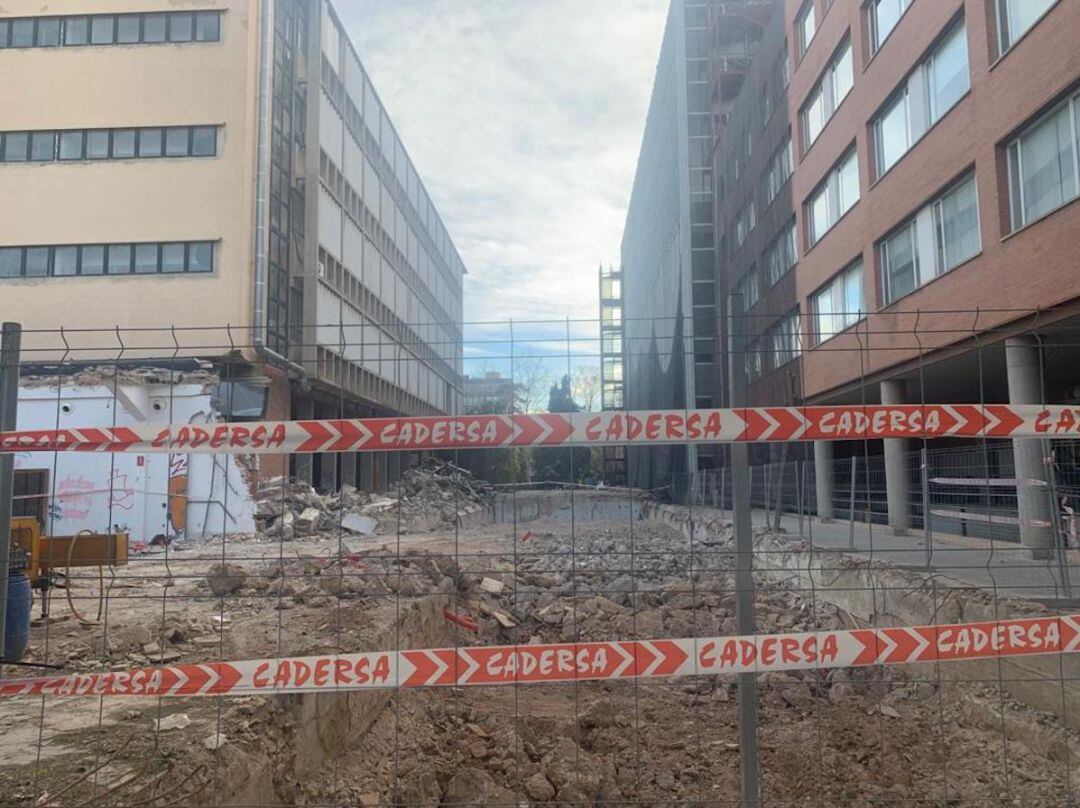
[0,1,466,490]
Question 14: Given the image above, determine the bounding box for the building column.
[881,379,911,534]
[814,441,835,521]
[340,453,357,489]
[1006,336,1055,559]
[294,397,314,486]
[375,453,388,492]
[387,452,402,485]
[359,453,375,492]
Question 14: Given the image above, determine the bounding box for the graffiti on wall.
[56,476,95,520]
[168,455,188,540]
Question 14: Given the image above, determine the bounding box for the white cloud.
[337,0,669,325]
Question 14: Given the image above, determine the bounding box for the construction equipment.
[9,516,129,624]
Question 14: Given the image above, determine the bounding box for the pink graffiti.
[56,477,95,520]
[108,469,135,512]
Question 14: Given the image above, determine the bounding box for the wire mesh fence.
[0,313,1079,806]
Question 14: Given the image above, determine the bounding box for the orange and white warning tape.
[3,404,1080,455]
[2,614,1076,699]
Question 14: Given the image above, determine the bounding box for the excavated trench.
[4,490,1080,806]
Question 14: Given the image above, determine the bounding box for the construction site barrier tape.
[3,614,1078,699]
[4,404,1080,455]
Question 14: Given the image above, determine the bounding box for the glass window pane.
[107,244,133,274]
[1019,104,1078,225]
[194,12,220,42]
[161,243,186,273]
[0,20,9,49]
[143,13,167,43]
[874,0,906,50]
[191,126,217,156]
[80,246,105,275]
[64,17,89,46]
[3,132,28,162]
[799,4,816,53]
[169,13,194,42]
[1001,0,1055,50]
[35,18,61,47]
[85,130,109,159]
[838,153,860,215]
[134,244,160,274]
[930,25,970,122]
[90,16,115,45]
[0,248,20,277]
[938,177,981,269]
[30,132,54,161]
[810,189,830,244]
[138,128,163,157]
[876,94,909,175]
[11,20,35,48]
[24,248,49,277]
[805,89,825,147]
[843,263,864,325]
[112,130,136,158]
[884,227,917,302]
[188,242,213,273]
[53,246,78,276]
[58,131,83,160]
[116,15,140,44]
[833,43,854,105]
[164,128,189,157]
[813,287,836,342]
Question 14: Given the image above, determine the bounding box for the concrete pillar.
[881,379,911,534]
[1006,336,1054,559]
[375,453,388,492]
[814,441,835,521]
[359,453,375,492]
[387,452,402,485]
[294,397,315,485]
[340,453,357,489]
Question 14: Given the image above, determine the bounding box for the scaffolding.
[599,264,627,485]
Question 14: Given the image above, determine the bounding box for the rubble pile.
[254,458,493,539]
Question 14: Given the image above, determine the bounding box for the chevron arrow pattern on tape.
[3,405,1080,454]
[2,614,1077,699]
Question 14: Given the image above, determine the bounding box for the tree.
[532,374,593,483]
[571,365,601,412]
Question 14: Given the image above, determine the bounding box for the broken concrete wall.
[13,373,255,542]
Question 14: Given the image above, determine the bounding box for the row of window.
[0,11,220,49]
[0,126,217,163]
[0,242,215,278]
[746,308,803,382]
[802,38,854,151]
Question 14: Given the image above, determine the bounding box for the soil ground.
[0,505,1077,807]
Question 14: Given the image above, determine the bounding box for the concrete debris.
[203,732,228,751]
[479,577,505,595]
[253,458,492,540]
[206,562,248,596]
[153,713,191,732]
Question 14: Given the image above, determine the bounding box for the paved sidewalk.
[743,506,1079,603]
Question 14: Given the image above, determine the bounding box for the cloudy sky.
[338,0,671,329]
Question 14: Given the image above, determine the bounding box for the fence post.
[848,455,857,552]
[797,460,805,538]
[1043,441,1072,598]
[921,447,932,569]
[0,322,22,664]
[720,466,727,519]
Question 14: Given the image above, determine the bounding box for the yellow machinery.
[10,517,129,623]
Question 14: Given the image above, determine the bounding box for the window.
[746,340,762,382]
[997,0,1056,53]
[811,260,864,344]
[733,269,759,311]
[112,130,136,159]
[165,128,190,157]
[64,17,88,46]
[735,202,756,249]
[80,246,105,275]
[90,16,115,45]
[871,0,910,53]
[24,248,48,277]
[881,173,980,303]
[805,149,859,246]
[797,2,816,56]
[135,244,159,274]
[108,245,133,274]
[138,129,163,158]
[191,127,217,157]
[766,221,798,285]
[0,242,215,279]
[36,18,61,47]
[53,247,78,276]
[58,132,83,161]
[85,131,110,160]
[30,132,54,161]
[769,309,802,368]
[2,133,28,162]
[116,15,141,44]
[801,38,854,150]
[1007,90,1080,229]
[0,11,220,49]
[763,137,793,206]
[873,21,969,177]
[161,243,186,273]
[0,249,19,278]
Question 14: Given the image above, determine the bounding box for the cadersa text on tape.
[697,632,840,673]
[250,654,393,690]
[935,619,1060,659]
[583,411,726,443]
